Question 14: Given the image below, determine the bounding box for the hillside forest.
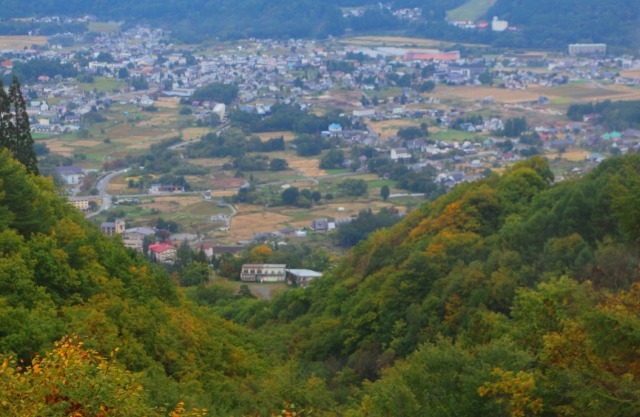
[1,145,640,415]
[0,0,637,49]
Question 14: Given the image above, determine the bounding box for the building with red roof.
[149,242,177,263]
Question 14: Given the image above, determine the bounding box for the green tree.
[118,67,129,79]
[380,184,390,201]
[397,126,424,140]
[180,261,209,286]
[319,149,344,169]
[338,178,368,197]
[282,187,300,205]
[0,77,39,174]
[270,158,289,171]
[419,80,436,92]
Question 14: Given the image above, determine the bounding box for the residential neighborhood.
[3,18,639,281]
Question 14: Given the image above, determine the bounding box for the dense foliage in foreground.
[1,149,640,416]
[0,149,270,415]
[218,154,640,416]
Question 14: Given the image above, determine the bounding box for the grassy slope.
[447,0,497,21]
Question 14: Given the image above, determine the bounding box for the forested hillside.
[0,149,272,415]
[1,147,640,416]
[487,0,640,48]
[0,0,638,48]
[0,0,346,40]
[215,155,640,416]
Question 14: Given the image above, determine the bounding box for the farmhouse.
[100,219,126,236]
[149,243,177,263]
[123,227,156,251]
[67,197,93,212]
[311,218,329,232]
[390,148,411,160]
[55,165,85,185]
[240,264,287,282]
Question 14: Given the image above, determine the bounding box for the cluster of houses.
[2,16,635,158]
[96,221,324,286]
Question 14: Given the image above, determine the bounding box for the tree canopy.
[2,147,640,415]
[0,77,38,174]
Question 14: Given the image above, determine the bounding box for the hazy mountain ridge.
[0,0,637,48]
[487,0,640,48]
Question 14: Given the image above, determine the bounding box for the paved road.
[86,168,129,218]
[388,193,426,199]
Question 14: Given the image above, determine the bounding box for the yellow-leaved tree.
[0,335,208,417]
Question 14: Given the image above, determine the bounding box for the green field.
[447,0,497,21]
[366,179,395,189]
[430,129,479,142]
[33,133,56,140]
[77,77,126,93]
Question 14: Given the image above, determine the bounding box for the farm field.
[433,85,541,104]
[316,89,362,109]
[429,127,479,142]
[309,201,402,219]
[0,35,46,49]
[230,210,292,242]
[620,70,640,78]
[77,77,125,93]
[37,101,201,168]
[154,97,181,108]
[255,131,296,142]
[44,139,75,157]
[339,36,482,49]
[546,148,591,161]
[267,152,327,177]
[531,83,640,102]
[181,127,212,140]
[368,119,423,139]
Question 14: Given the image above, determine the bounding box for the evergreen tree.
[380,184,390,201]
[0,77,39,174]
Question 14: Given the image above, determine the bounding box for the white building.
[491,16,508,32]
[568,43,607,56]
[213,103,226,120]
[353,109,377,118]
[241,264,287,283]
[123,227,156,251]
[287,269,322,288]
[55,166,85,185]
[391,148,411,160]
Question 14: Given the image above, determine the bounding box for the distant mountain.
[487,0,640,48]
[0,0,637,49]
[0,0,348,40]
